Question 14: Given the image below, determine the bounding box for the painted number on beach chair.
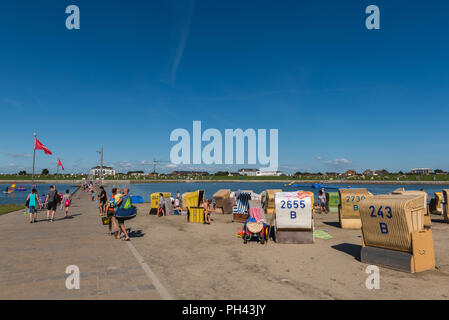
[344,195,367,212]
[346,196,366,203]
[281,200,305,209]
[369,206,392,219]
[369,206,392,234]
[290,211,297,219]
[379,222,389,234]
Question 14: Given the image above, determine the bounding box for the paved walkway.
[0,188,165,299]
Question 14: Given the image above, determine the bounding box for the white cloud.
[9,153,32,158]
[324,158,352,166]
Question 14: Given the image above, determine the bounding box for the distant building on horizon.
[90,166,115,176]
[410,168,433,175]
[375,169,389,176]
[238,168,259,176]
[239,168,283,176]
[344,170,358,177]
[256,170,283,177]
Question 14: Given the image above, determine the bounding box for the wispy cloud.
[8,153,32,158]
[324,158,352,166]
[316,156,353,170]
[160,0,195,86]
[3,98,22,107]
[112,161,133,169]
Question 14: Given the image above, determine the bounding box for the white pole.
[32,133,37,185]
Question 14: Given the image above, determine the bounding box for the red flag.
[58,158,64,171]
[34,138,52,155]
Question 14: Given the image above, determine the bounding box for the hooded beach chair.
[163,197,174,216]
[237,192,251,214]
[231,192,251,223]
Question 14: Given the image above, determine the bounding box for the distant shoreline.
[0,179,449,186]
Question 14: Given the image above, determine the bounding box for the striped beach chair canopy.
[236,192,251,214]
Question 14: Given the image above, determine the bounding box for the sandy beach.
[129,203,449,299]
[1,189,448,300]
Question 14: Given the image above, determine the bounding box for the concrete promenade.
[0,188,165,299]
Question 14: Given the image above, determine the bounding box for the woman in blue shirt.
[26,188,41,223]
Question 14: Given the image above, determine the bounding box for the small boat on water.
[3,184,16,194]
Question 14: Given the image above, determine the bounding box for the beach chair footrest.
[275,229,314,244]
[361,246,413,273]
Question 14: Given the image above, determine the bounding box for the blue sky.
[0,0,448,174]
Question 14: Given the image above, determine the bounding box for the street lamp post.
[96,146,103,185]
[32,133,37,185]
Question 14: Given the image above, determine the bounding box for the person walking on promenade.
[98,186,107,216]
[318,189,328,214]
[46,185,58,222]
[58,191,64,211]
[26,188,41,223]
[62,189,72,218]
[114,187,131,241]
[158,193,166,217]
[106,188,119,236]
[40,193,46,211]
[115,188,123,203]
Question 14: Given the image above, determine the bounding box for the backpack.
[64,198,70,206]
[123,196,132,209]
[54,192,61,203]
[108,195,116,207]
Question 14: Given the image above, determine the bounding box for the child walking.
[62,190,72,218]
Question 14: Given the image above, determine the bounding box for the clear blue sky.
[0,0,448,174]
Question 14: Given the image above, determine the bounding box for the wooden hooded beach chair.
[391,190,431,227]
[213,189,231,213]
[429,192,443,215]
[338,188,373,229]
[359,194,435,273]
[443,190,449,223]
[264,189,282,215]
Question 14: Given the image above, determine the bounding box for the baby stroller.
[242,206,267,244]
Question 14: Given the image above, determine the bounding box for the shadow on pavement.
[322,221,340,228]
[127,229,145,238]
[331,243,362,261]
[431,217,447,224]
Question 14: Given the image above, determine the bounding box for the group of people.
[156,192,183,217]
[26,186,72,223]
[98,186,131,241]
[155,191,213,224]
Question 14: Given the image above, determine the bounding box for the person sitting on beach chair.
[201,198,212,224]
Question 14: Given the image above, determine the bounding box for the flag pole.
[32,133,37,186]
